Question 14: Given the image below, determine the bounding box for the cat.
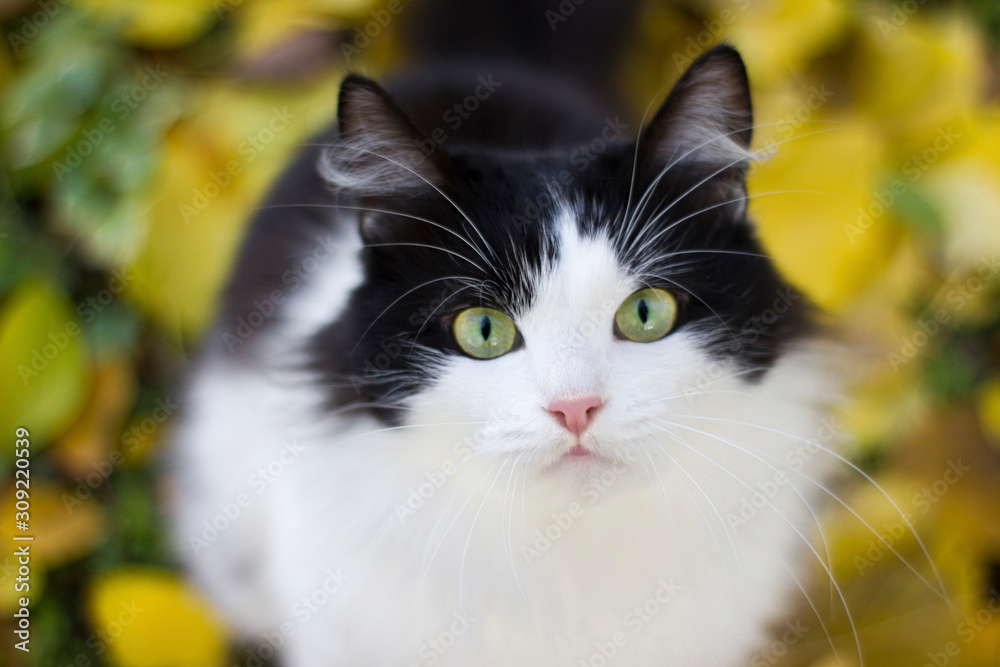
[169,2,845,665]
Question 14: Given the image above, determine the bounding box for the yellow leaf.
[88,568,228,667]
[0,281,90,446]
[711,0,850,85]
[75,0,220,49]
[49,355,136,478]
[978,379,1000,445]
[825,474,926,580]
[853,12,985,154]
[0,483,106,568]
[839,363,925,452]
[235,0,377,57]
[127,80,340,341]
[749,124,899,311]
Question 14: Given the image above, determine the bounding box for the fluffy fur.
[170,38,844,667]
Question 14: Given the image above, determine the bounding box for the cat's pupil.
[637,300,649,324]
[480,316,491,341]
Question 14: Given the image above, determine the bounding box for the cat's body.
[170,5,843,665]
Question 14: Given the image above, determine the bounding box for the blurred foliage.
[1,0,1000,665]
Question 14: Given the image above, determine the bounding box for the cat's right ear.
[639,44,753,175]
[321,74,449,198]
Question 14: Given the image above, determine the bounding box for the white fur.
[171,208,842,666]
[281,223,364,342]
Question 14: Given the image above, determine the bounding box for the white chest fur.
[170,220,840,667]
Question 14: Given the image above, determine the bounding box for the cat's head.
[310,45,813,471]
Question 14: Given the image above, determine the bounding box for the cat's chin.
[549,443,617,476]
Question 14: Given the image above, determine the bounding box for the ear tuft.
[642,45,753,169]
[320,75,446,196]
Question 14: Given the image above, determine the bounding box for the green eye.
[453,307,519,359]
[614,288,678,342]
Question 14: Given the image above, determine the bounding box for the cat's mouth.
[555,443,617,475]
[561,442,612,464]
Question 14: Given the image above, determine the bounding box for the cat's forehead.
[518,206,633,328]
[451,149,628,233]
[450,168,638,319]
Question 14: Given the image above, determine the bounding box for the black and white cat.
[170,4,843,665]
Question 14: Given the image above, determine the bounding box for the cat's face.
[408,207,760,472]
[310,46,811,475]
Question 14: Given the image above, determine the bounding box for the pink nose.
[547,395,603,436]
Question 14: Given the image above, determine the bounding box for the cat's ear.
[321,74,448,197]
[640,45,753,174]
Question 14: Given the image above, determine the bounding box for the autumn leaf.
[0,281,90,449]
[749,123,900,311]
[0,483,106,568]
[126,79,339,341]
[74,0,221,49]
[88,568,228,667]
[234,0,378,58]
[852,12,984,154]
[49,355,136,478]
[710,0,849,84]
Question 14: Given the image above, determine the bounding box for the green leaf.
[890,182,945,239]
[0,280,90,449]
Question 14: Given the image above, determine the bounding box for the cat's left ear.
[640,44,753,186]
[321,74,450,197]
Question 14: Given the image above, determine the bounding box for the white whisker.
[647,421,863,666]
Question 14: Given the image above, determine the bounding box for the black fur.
[216,42,811,424]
